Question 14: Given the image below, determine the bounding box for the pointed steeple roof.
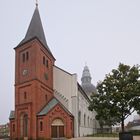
[81,65,97,95]
[18,6,52,55]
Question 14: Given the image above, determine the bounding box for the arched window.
[40,121,43,131]
[26,52,29,60]
[22,53,25,63]
[24,92,27,99]
[88,116,89,127]
[43,56,45,65]
[51,119,64,126]
[23,114,28,137]
[90,118,92,127]
[13,124,15,132]
[46,60,48,67]
[84,114,86,126]
[71,121,73,130]
[78,111,81,126]
[45,95,47,101]
[20,113,28,137]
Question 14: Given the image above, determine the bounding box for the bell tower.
[14,5,55,139]
[15,5,55,86]
[81,65,97,96]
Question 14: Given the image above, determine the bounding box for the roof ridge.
[38,97,73,116]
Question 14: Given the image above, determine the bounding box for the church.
[9,4,99,140]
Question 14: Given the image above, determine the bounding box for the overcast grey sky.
[0,0,140,124]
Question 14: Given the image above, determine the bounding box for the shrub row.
[129,130,140,136]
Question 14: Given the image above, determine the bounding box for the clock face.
[22,69,28,76]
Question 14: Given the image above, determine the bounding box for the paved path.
[1,136,140,140]
[133,136,140,140]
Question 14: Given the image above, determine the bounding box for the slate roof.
[17,6,52,56]
[78,83,91,103]
[82,84,97,95]
[9,111,15,119]
[38,98,73,116]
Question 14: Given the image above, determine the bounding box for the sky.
[0,0,140,124]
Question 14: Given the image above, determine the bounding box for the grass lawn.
[87,133,119,137]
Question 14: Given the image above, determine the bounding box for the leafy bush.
[129,130,140,136]
[87,133,119,137]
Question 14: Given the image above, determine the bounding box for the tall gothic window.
[24,92,27,99]
[78,111,81,126]
[26,52,29,61]
[43,56,49,68]
[13,124,15,132]
[90,118,92,127]
[22,53,25,62]
[46,60,48,67]
[22,52,29,62]
[84,114,86,126]
[23,114,28,137]
[40,121,43,131]
[43,56,45,65]
[88,116,89,127]
[45,95,47,101]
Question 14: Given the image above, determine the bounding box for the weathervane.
[36,0,38,7]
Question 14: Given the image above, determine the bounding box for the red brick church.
[9,5,74,140]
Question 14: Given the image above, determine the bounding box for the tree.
[89,63,140,132]
[89,81,120,132]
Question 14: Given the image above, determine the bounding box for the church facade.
[9,6,99,140]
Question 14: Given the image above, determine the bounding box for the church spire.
[81,65,97,96]
[81,65,92,85]
[18,5,52,54]
[36,0,38,7]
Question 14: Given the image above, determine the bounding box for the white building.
[53,65,99,137]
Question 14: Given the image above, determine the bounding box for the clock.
[22,69,28,76]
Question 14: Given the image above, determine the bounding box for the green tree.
[89,63,140,132]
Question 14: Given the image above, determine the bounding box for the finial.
[36,0,38,7]
[85,62,87,66]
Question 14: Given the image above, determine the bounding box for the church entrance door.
[20,114,28,138]
[23,114,28,137]
[51,119,64,138]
